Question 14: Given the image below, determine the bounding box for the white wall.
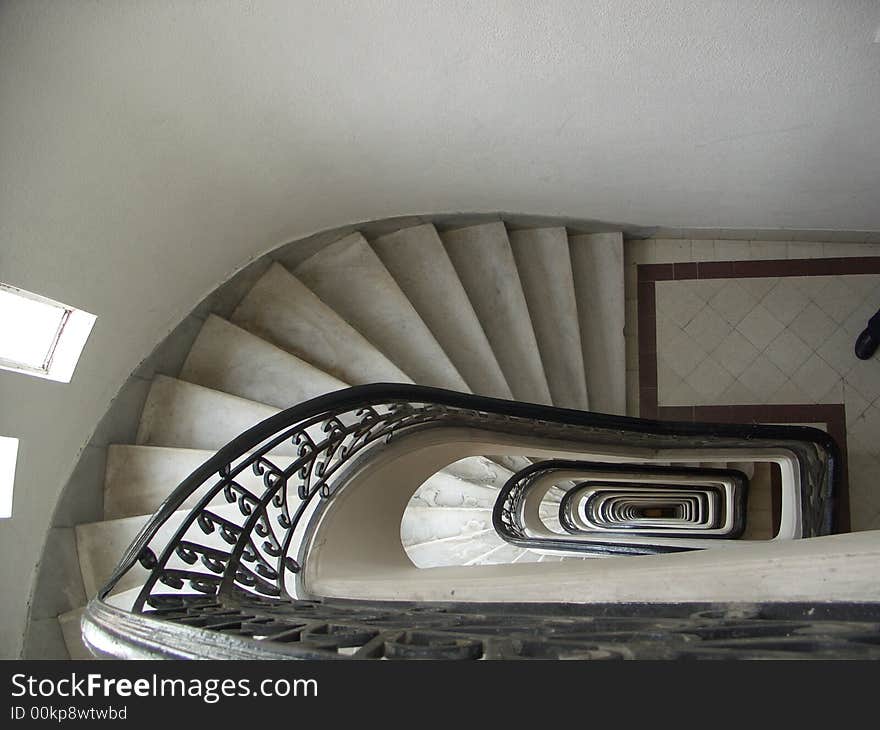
[1,0,879,656]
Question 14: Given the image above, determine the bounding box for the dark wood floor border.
[638,256,880,283]
[635,258,864,532]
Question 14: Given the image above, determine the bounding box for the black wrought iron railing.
[494,461,755,554]
[81,383,869,661]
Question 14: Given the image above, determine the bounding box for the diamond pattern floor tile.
[652,270,880,533]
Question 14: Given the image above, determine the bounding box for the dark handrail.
[99,383,840,609]
[493,460,754,554]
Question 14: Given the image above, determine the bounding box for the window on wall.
[0,283,96,383]
[0,436,17,518]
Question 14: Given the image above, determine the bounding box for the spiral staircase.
[50,220,878,660]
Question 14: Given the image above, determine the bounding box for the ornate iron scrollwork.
[86,593,880,659]
[85,384,849,659]
[494,461,758,554]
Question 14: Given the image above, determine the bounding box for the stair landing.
[625,238,880,532]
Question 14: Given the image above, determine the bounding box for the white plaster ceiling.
[1,0,879,657]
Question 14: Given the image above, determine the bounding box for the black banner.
[0,660,872,722]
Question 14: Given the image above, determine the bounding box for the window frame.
[0,282,96,383]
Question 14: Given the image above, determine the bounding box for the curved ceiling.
[1,0,879,656]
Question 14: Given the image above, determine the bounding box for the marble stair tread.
[569,232,626,415]
[104,445,301,521]
[409,470,502,509]
[404,529,506,568]
[511,550,543,563]
[372,224,512,399]
[58,609,90,660]
[294,232,468,391]
[401,506,493,546]
[179,315,346,410]
[135,376,287,453]
[467,543,527,565]
[539,508,564,534]
[509,227,590,410]
[76,503,243,599]
[487,454,534,473]
[75,512,174,599]
[441,452,537,495]
[439,456,513,492]
[539,501,563,519]
[441,222,552,405]
[230,262,410,385]
[105,445,216,520]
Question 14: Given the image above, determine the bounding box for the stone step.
[441,222,552,405]
[409,470,501,509]
[179,315,345,410]
[58,609,90,660]
[105,445,215,520]
[438,456,512,492]
[539,503,564,533]
[512,550,543,563]
[569,232,626,415]
[231,262,410,385]
[372,224,512,399]
[404,529,507,568]
[401,506,493,546]
[76,503,243,598]
[135,376,285,452]
[104,445,302,520]
[466,543,526,565]
[509,226,590,410]
[294,232,468,390]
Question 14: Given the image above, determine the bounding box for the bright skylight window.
[0,288,67,368]
[0,283,96,383]
[0,436,18,518]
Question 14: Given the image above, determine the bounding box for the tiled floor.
[656,274,880,407]
[624,239,880,532]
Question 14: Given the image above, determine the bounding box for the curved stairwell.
[57,219,631,657]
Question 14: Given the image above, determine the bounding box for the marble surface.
[510,227,589,410]
[295,233,468,391]
[180,314,346,409]
[373,224,512,399]
[231,262,411,386]
[135,375,284,452]
[442,222,552,405]
[570,232,626,415]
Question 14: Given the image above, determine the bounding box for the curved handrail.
[493,460,753,554]
[98,383,840,614]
